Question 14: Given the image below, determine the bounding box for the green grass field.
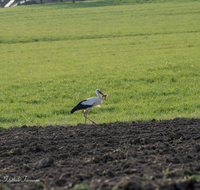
[0,0,200,128]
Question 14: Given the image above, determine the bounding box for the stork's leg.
[85,114,87,128]
[84,111,96,125]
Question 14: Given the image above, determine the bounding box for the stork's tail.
[70,107,77,114]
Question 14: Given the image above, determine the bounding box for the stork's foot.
[88,119,97,125]
[84,116,97,125]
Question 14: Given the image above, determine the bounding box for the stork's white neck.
[96,90,102,99]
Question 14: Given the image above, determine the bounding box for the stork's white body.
[70,89,104,126]
[82,97,101,108]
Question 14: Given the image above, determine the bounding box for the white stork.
[70,89,107,126]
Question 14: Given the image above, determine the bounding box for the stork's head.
[96,89,108,100]
[96,89,104,96]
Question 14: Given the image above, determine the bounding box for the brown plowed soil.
[1,118,200,190]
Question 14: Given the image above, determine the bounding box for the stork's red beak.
[98,90,104,95]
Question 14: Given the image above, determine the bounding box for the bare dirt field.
[0,118,200,190]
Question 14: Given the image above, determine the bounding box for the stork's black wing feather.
[70,99,94,114]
